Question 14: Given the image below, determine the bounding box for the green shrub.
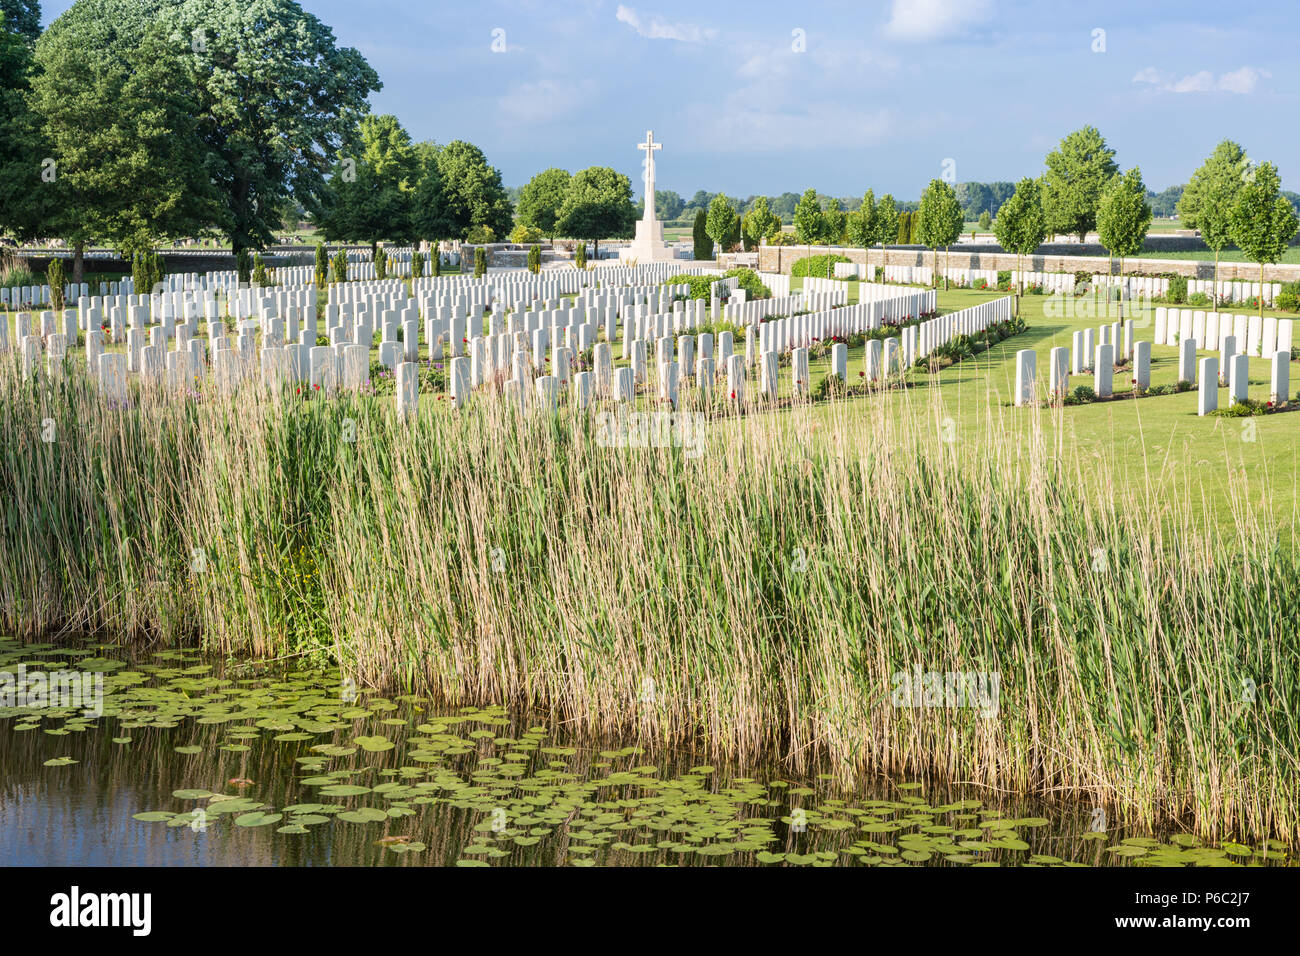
[375,248,388,281]
[47,258,65,311]
[724,267,772,300]
[574,243,586,269]
[510,223,543,244]
[331,250,349,284]
[874,266,885,282]
[1187,292,1210,306]
[314,243,329,288]
[252,254,267,286]
[1,256,39,291]
[663,274,719,300]
[1211,398,1269,418]
[792,254,850,278]
[236,248,252,284]
[997,270,1011,288]
[1065,384,1097,405]
[432,249,441,277]
[527,245,541,275]
[1276,282,1300,312]
[411,252,425,279]
[473,247,487,278]
[1166,274,1188,304]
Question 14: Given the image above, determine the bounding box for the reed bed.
[1,356,1297,842]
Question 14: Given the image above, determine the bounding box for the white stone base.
[619,217,676,263]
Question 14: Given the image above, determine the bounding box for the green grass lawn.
[769,280,1300,521]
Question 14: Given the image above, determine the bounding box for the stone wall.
[758,244,1300,282]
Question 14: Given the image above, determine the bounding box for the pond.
[0,638,1288,868]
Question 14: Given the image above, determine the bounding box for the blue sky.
[40,0,1299,200]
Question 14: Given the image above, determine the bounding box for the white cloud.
[615,4,716,43]
[496,78,592,125]
[883,0,994,42]
[1131,65,1268,94]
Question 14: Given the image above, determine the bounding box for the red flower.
[729,391,736,399]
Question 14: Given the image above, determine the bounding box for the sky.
[38,0,1300,201]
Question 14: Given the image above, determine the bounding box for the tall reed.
[0,356,1296,841]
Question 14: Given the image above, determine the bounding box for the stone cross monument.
[620,129,675,263]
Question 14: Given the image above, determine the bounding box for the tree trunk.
[72,241,84,290]
[944,245,950,291]
[1260,261,1265,323]
[1213,251,1220,306]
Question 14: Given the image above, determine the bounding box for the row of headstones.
[882,265,932,285]
[435,325,916,420]
[724,292,825,325]
[856,284,939,312]
[1014,338,1291,409]
[1155,307,1293,357]
[751,293,935,355]
[72,285,319,327]
[1014,271,1146,295]
[1016,271,1283,304]
[757,272,793,299]
[1,310,79,350]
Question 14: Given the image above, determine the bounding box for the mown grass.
[0,350,1297,843]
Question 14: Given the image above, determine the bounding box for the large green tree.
[1041,126,1118,244]
[0,8,43,242]
[0,1,39,41]
[846,189,878,274]
[872,194,900,256]
[410,141,456,244]
[792,188,828,245]
[1097,167,1152,277]
[742,195,780,247]
[993,177,1047,307]
[317,113,417,256]
[1230,161,1299,323]
[915,179,964,289]
[30,4,218,281]
[169,0,380,255]
[421,139,513,242]
[1178,140,1248,294]
[515,167,571,239]
[705,193,739,256]
[554,166,635,258]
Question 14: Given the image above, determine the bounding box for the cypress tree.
[48,257,65,312]
[692,208,713,261]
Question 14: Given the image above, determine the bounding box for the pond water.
[0,638,1288,868]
